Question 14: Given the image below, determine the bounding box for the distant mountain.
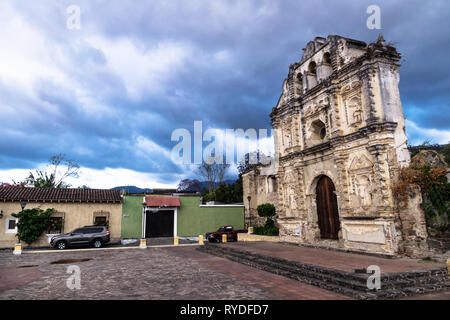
[111,186,153,194]
[199,180,235,190]
[112,179,236,194]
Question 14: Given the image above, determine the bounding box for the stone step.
[203,244,447,286]
[198,244,449,299]
[235,252,448,292]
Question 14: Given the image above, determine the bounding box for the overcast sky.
[0,0,449,188]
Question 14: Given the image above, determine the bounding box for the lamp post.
[247,196,252,227]
[20,201,26,212]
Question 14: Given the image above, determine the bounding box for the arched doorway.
[315,175,340,240]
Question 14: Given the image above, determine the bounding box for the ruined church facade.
[245,35,427,256]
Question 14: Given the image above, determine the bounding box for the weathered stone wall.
[397,186,430,258]
[242,166,278,227]
[242,35,432,258]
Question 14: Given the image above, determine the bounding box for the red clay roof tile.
[145,196,180,207]
[0,187,122,203]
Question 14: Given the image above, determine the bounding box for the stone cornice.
[279,121,398,161]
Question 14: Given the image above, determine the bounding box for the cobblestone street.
[0,247,275,300]
[0,245,447,300]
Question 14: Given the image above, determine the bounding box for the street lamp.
[247,196,252,227]
[20,201,26,212]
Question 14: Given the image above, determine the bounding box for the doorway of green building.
[145,210,174,238]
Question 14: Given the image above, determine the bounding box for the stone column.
[367,144,392,211]
[359,66,378,124]
[328,88,342,137]
[334,152,350,216]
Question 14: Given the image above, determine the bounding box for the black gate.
[145,210,174,238]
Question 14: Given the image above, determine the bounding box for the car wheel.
[93,239,102,248]
[56,241,67,250]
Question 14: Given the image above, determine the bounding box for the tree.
[254,203,279,236]
[177,179,202,193]
[26,153,80,188]
[202,175,243,204]
[440,143,450,164]
[196,155,230,192]
[238,150,272,174]
[12,208,55,244]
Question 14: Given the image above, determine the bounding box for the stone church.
[243,35,429,257]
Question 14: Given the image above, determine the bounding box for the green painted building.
[121,194,245,239]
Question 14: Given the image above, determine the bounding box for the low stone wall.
[238,233,280,242]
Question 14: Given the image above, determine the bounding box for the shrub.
[257,203,276,218]
[393,164,449,236]
[254,203,279,236]
[202,191,216,203]
[12,208,55,244]
[254,218,279,236]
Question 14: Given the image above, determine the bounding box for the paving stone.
[0,248,272,300]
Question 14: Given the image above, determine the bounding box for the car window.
[83,228,103,234]
[218,227,225,232]
[225,226,233,231]
[72,228,84,234]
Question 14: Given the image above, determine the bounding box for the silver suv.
[50,226,110,250]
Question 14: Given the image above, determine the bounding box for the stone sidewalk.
[164,246,351,300]
[221,242,445,273]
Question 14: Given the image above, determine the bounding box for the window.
[308,119,327,146]
[48,217,63,234]
[83,227,103,234]
[5,218,18,233]
[308,61,317,75]
[94,216,108,227]
[72,228,84,234]
[320,127,326,139]
[295,73,303,95]
[323,52,331,64]
[93,211,110,229]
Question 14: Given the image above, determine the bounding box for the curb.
[22,243,203,254]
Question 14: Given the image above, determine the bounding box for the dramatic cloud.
[0,0,449,187]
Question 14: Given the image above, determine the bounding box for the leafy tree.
[26,153,80,188]
[12,208,55,244]
[440,143,450,164]
[177,179,202,193]
[202,175,243,204]
[257,203,276,218]
[238,150,272,174]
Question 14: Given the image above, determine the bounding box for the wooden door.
[316,176,340,239]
